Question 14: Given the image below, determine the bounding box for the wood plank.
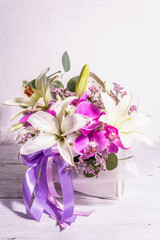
[0,143,20,164]
[0,197,160,240]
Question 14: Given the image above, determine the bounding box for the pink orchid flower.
[74,130,108,159]
[76,101,104,136]
[104,125,128,153]
[71,91,87,106]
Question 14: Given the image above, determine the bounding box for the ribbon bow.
[21,148,93,229]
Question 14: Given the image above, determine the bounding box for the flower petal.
[57,138,74,166]
[100,93,118,125]
[93,131,108,151]
[108,143,118,154]
[55,96,77,124]
[61,113,90,136]
[20,133,56,155]
[98,114,108,124]
[27,111,59,135]
[19,113,33,123]
[74,135,89,154]
[119,112,151,132]
[115,94,132,122]
[129,131,154,146]
[10,108,43,121]
[76,101,100,118]
[119,132,133,148]
[3,98,31,107]
[35,67,50,97]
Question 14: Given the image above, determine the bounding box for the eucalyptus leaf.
[106,153,118,170]
[62,51,71,72]
[67,76,79,92]
[51,80,64,89]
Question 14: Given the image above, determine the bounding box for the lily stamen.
[24,85,34,97]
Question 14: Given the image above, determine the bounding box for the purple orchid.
[74,130,108,159]
[76,101,104,136]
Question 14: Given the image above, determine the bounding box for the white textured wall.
[0,0,160,143]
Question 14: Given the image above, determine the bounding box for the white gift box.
[71,143,152,199]
[53,143,152,199]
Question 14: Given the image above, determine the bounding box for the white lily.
[99,92,154,148]
[3,68,59,120]
[20,97,90,165]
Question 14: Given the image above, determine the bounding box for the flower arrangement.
[3,52,153,229]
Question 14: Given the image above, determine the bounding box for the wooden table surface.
[0,143,160,240]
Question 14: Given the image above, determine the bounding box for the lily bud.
[75,64,89,98]
[8,122,25,133]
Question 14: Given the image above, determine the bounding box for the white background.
[0,0,160,143]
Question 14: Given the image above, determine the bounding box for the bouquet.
[3,52,153,228]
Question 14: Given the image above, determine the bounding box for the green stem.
[119,156,134,160]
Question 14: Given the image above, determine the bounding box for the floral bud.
[75,64,89,98]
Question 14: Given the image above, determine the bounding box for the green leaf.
[51,80,64,89]
[62,51,71,72]
[27,79,36,89]
[106,153,118,170]
[67,76,79,92]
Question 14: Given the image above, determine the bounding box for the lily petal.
[115,94,132,124]
[45,75,59,105]
[10,108,43,121]
[119,132,133,148]
[98,114,108,124]
[3,98,31,107]
[27,111,59,135]
[20,133,56,155]
[61,113,90,136]
[119,112,151,132]
[35,67,50,97]
[57,138,74,166]
[100,93,118,125]
[55,96,77,124]
[129,131,154,146]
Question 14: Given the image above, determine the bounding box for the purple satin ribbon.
[21,148,92,228]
